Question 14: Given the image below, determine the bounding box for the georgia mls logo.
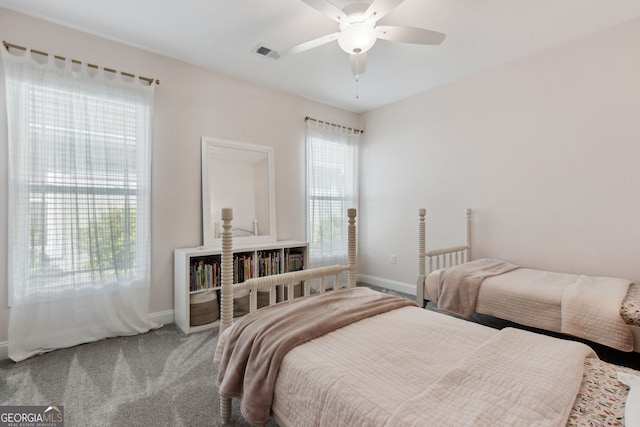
[44,406,63,419]
[0,405,64,426]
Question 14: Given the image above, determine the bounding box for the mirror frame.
[201,136,277,246]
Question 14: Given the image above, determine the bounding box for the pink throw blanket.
[438,258,519,318]
[216,287,418,426]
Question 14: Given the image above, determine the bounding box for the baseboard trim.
[357,274,416,296]
[150,309,175,326]
[0,309,175,361]
[0,341,7,361]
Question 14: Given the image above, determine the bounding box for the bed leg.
[221,396,232,424]
[416,275,426,307]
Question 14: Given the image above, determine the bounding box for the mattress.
[262,307,633,426]
[425,268,640,328]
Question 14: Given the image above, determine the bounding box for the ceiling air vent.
[253,44,280,60]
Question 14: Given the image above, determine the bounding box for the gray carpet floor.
[0,284,406,426]
[0,323,276,427]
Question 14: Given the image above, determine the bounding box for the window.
[24,86,142,293]
[305,119,360,267]
[3,47,157,361]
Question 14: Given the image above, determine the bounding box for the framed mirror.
[202,137,277,246]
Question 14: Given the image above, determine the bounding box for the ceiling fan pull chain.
[355,55,360,99]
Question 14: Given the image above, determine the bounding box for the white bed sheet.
[215,300,634,426]
[425,267,639,351]
[271,306,497,427]
[426,267,576,332]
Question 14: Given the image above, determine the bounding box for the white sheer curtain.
[2,47,159,361]
[306,119,360,268]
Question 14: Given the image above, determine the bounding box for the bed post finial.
[465,208,472,262]
[347,208,357,288]
[219,208,234,336]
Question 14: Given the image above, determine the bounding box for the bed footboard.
[219,263,352,424]
[218,207,357,424]
[417,208,472,306]
[236,264,351,310]
[219,208,357,335]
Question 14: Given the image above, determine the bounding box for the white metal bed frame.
[217,207,358,424]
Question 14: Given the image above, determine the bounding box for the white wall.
[3,7,639,346]
[0,8,361,343]
[359,17,640,295]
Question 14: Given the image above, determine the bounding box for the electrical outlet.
[390,255,397,264]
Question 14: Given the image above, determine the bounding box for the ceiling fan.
[278,0,446,76]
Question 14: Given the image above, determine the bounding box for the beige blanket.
[562,274,633,351]
[385,327,597,427]
[434,259,634,351]
[438,258,519,318]
[216,287,417,426]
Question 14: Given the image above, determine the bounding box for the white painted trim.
[357,274,416,296]
[150,309,175,326]
[0,309,176,361]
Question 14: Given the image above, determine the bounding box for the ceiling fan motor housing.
[338,22,377,54]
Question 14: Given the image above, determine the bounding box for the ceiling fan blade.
[375,26,446,45]
[300,0,348,24]
[364,0,405,23]
[350,52,367,76]
[279,32,340,57]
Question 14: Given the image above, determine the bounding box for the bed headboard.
[417,208,472,305]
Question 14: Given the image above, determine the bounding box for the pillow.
[618,371,640,426]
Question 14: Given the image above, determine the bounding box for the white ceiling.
[2,0,640,113]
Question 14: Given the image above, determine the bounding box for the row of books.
[286,252,304,272]
[234,254,254,284]
[190,259,219,291]
[189,249,306,291]
[257,251,281,277]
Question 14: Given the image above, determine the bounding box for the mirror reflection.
[201,137,276,246]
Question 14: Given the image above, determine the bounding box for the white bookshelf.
[174,240,307,333]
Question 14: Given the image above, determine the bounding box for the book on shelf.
[286,251,304,272]
[258,250,281,276]
[234,253,254,283]
[189,258,220,291]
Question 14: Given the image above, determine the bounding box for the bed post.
[219,208,233,424]
[347,208,357,288]
[465,208,472,262]
[416,209,426,306]
[219,207,234,335]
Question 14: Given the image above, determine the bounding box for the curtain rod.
[2,41,159,86]
[305,116,363,134]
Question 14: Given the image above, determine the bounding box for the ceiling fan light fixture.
[338,23,376,54]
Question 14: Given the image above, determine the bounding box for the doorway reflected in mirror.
[201,137,277,246]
